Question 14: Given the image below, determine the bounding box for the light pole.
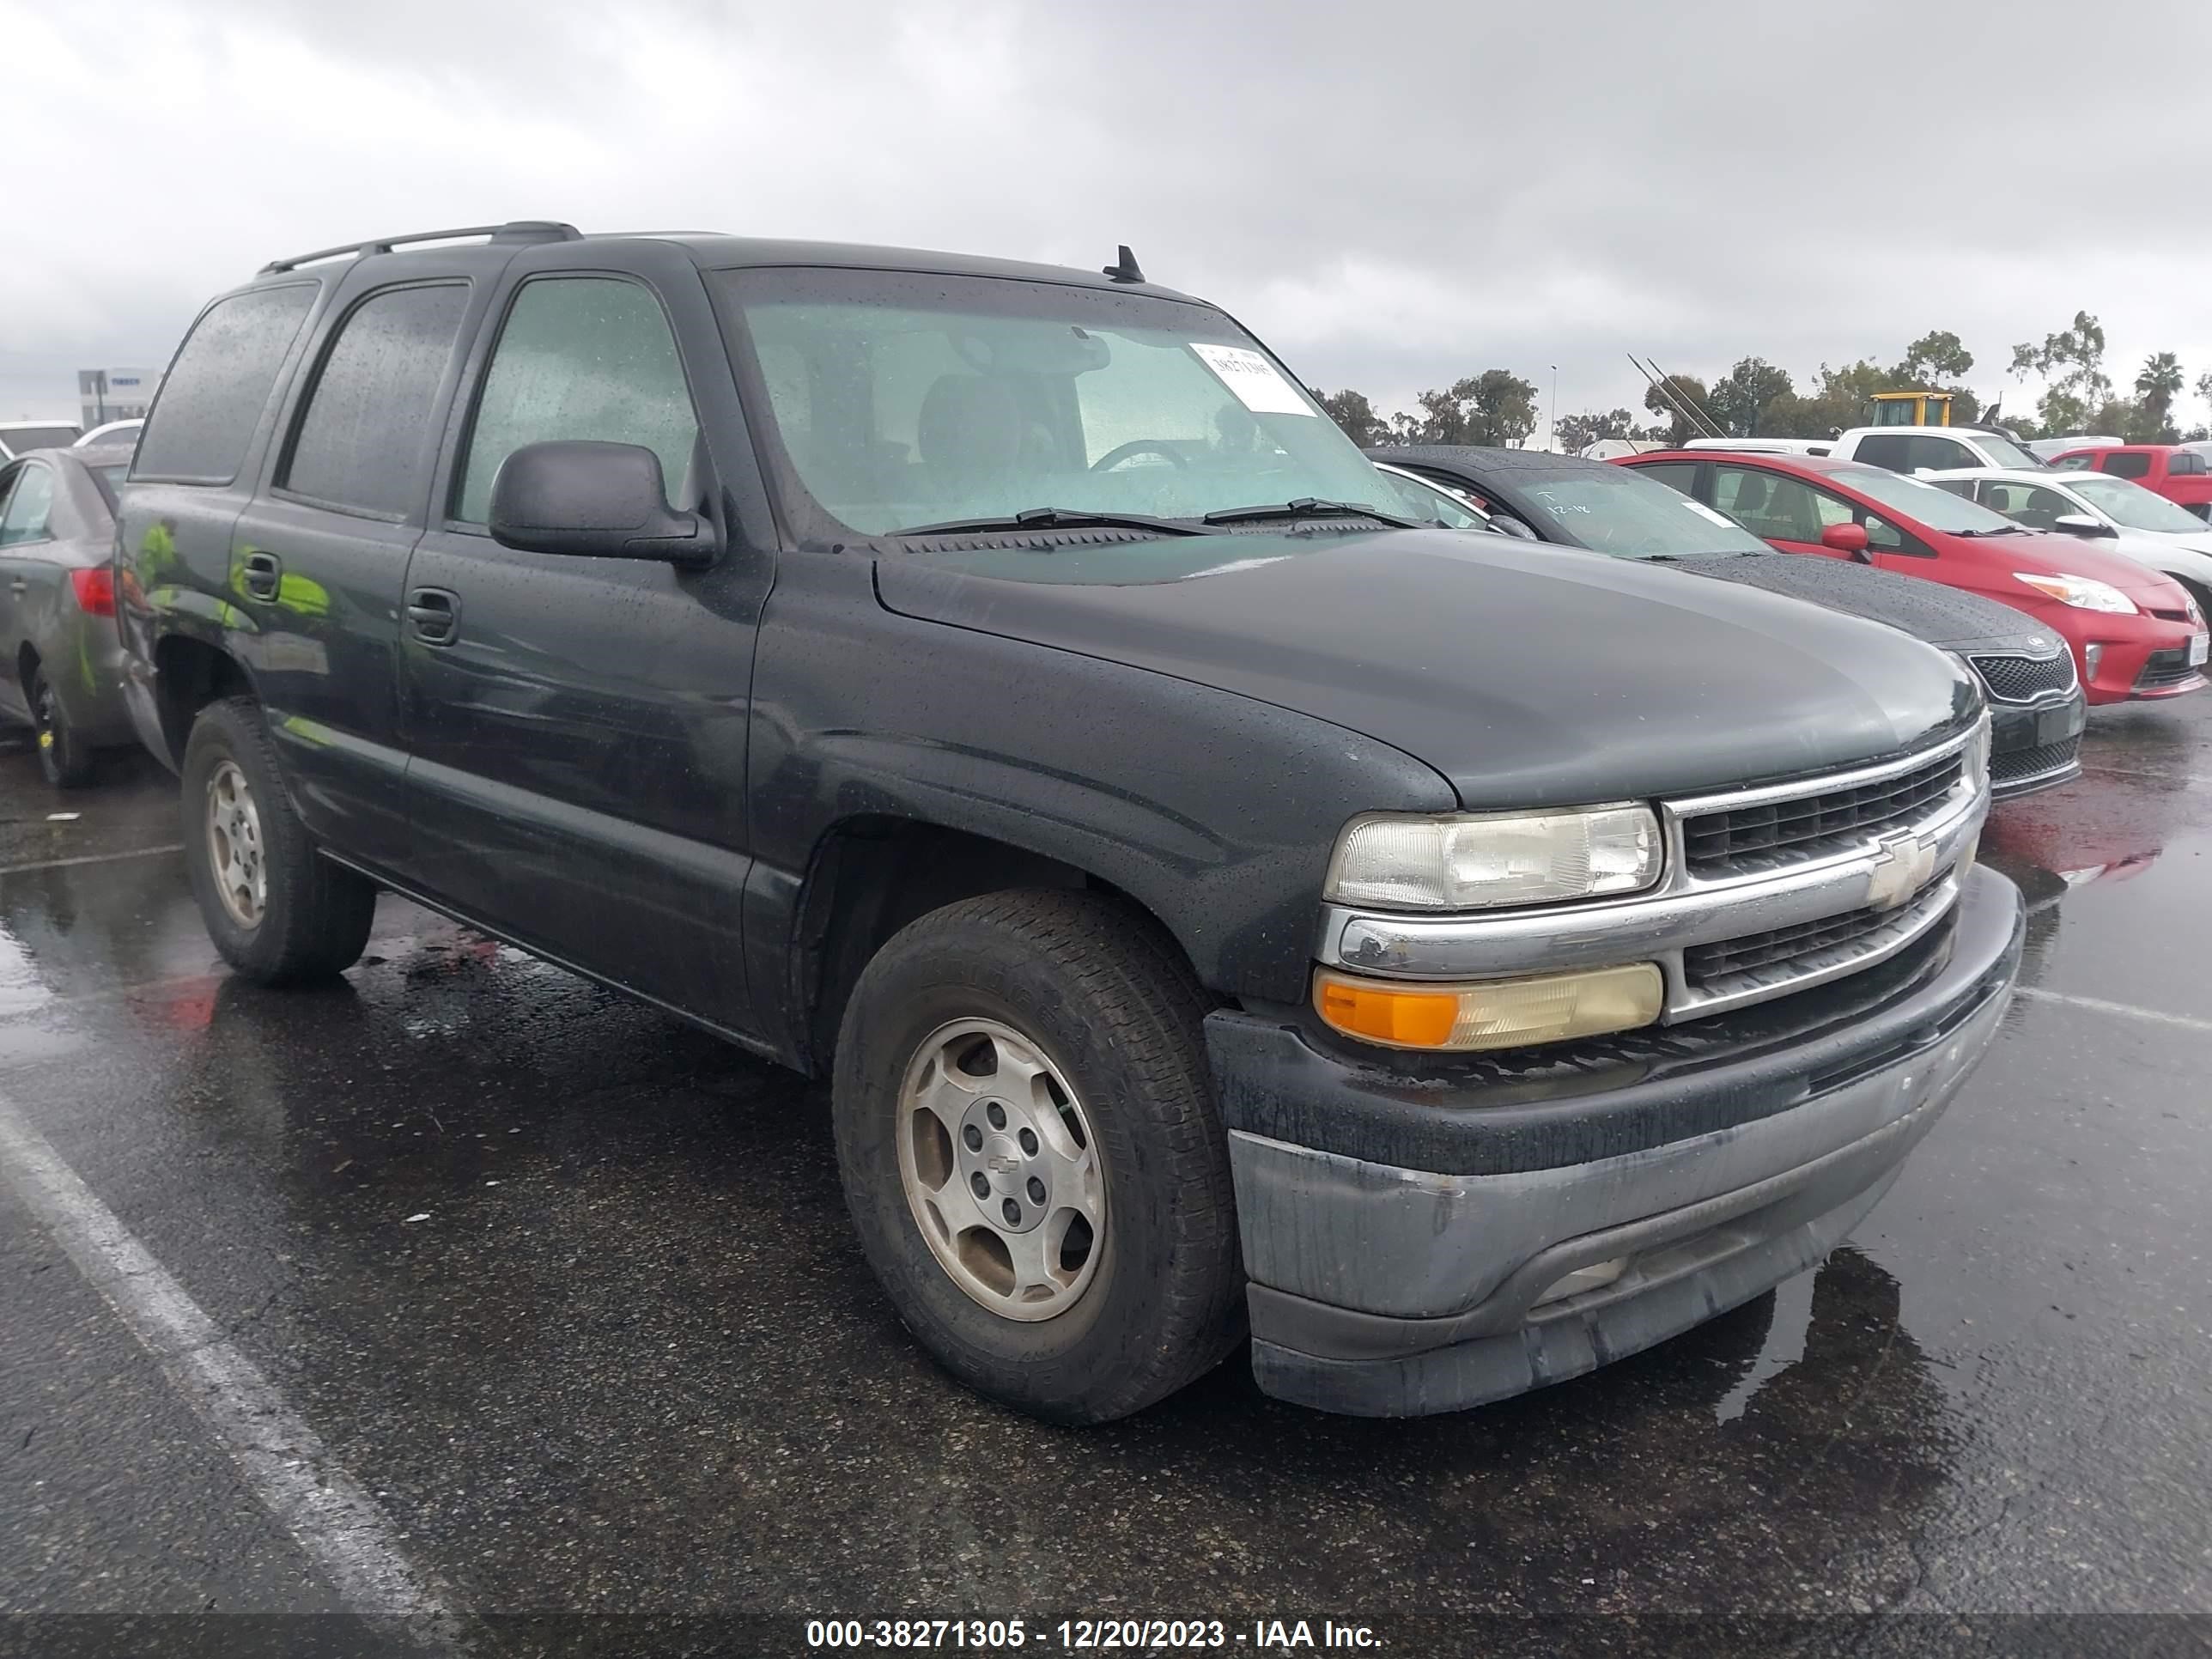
[1547,364,1559,453]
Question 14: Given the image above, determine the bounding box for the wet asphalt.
[1,706,2209,1658]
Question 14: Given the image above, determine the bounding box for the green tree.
[1553,407,1638,453]
[1642,374,1711,445]
[1411,371,1541,447]
[1894,330,1974,385]
[1309,387,1391,447]
[1705,357,1795,436]
[2135,354,2185,443]
[2010,312,2112,437]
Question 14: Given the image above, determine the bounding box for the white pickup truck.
[1827,424,2048,475]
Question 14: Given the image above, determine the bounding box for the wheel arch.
[145,634,257,769]
[789,814,1202,1078]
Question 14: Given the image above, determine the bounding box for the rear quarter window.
[133,284,318,485]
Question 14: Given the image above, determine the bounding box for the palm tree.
[2136,353,2185,441]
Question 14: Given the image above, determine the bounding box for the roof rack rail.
[258,221,582,275]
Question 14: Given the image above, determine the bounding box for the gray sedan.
[0,444,136,786]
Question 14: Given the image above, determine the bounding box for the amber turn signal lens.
[1314,963,1664,1053]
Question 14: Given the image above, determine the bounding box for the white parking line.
[0,1091,468,1651]
[0,843,185,877]
[2016,986,2212,1034]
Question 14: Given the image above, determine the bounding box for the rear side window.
[2169,452,2206,476]
[1851,434,1912,471]
[0,463,55,545]
[282,283,471,519]
[134,285,317,484]
[454,276,698,526]
[2102,451,2152,479]
[2051,453,2094,470]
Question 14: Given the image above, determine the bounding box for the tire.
[30,668,98,789]
[181,696,376,985]
[832,889,1243,1424]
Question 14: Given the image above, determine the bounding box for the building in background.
[78,367,161,428]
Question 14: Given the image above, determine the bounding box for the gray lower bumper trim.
[1248,1065,1955,1364]
[1252,1169,1899,1418]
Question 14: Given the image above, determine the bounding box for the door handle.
[406,586,459,645]
[240,550,283,601]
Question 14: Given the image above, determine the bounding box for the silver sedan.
[0,444,137,787]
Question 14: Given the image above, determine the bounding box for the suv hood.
[1664,553,2053,653]
[876,530,1978,810]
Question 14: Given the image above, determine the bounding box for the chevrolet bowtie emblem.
[1866,830,1937,911]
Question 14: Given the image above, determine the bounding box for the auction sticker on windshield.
[1190,343,1312,416]
[1683,500,1736,527]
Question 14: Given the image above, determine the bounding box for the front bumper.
[1208,863,2024,1417]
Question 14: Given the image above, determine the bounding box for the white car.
[1828,424,2046,475]
[75,418,143,449]
[0,419,82,462]
[1924,465,2212,611]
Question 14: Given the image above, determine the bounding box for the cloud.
[6,0,2212,427]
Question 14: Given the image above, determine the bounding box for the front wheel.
[181,696,377,985]
[31,669,97,789]
[832,890,1243,1424]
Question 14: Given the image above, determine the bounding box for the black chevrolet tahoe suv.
[115,222,2025,1422]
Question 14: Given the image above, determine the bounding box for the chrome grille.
[1678,878,1957,1010]
[1686,884,1939,985]
[1969,652,2075,703]
[1680,750,1964,875]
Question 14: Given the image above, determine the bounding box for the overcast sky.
[9,0,2212,433]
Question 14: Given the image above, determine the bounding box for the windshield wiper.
[894,507,1216,538]
[1950,526,2029,538]
[1201,497,1419,529]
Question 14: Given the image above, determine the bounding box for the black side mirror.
[489,440,714,566]
[2051,513,2115,539]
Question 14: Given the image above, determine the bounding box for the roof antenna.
[1102,245,1146,284]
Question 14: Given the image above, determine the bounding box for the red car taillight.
[70,567,117,617]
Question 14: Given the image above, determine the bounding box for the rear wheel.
[181,696,376,984]
[832,890,1243,1424]
[30,669,97,789]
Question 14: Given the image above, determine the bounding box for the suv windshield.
[2066,472,2209,532]
[1531,467,1769,558]
[714,268,1401,544]
[1832,464,2024,533]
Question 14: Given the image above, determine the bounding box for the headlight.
[1326,805,1662,911]
[2013,572,2137,614]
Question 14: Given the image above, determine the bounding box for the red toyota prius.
[1620,450,2207,704]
